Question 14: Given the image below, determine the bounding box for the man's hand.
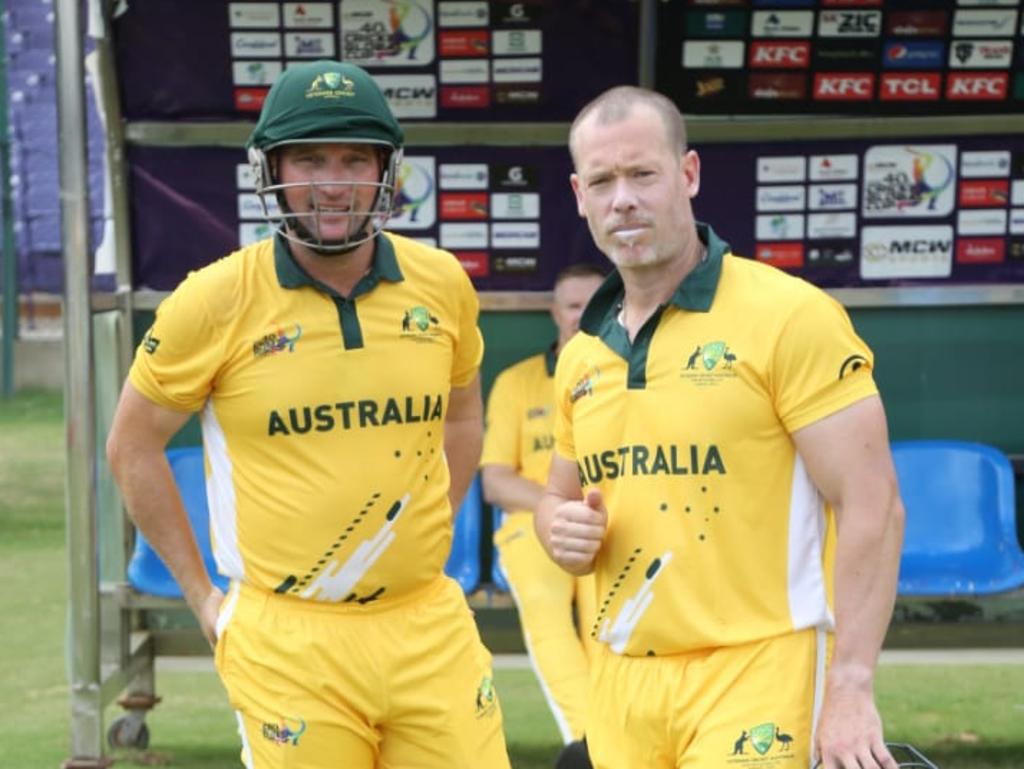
[188,586,226,650]
[815,670,897,769]
[547,488,608,575]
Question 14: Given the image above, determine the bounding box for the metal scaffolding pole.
[0,9,17,398]
[55,0,105,765]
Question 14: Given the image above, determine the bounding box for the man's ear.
[570,173,586,218]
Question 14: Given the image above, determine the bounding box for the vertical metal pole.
[55,0,103,763]
[0,10,18,398]
[637,0,657,89]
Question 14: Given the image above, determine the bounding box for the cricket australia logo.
[306,71,355,99]
[475,676,497,718]
[401,305,441,340]
[728,721,796,764]
[253,324,303,357]
[681,340,738,387]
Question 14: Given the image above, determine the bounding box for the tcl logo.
[880,73,941,101]
[749,42,810,69]
[814,73,874,100]
[946,72,1008,100]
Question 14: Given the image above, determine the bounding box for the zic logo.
[730,722,794,757]
[253,324,303,357]
[401,306,440,336]
[475,676,497,718]
[262,717,307,746]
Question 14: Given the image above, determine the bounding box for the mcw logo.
[750,42,810,68]
[814,73,874,100]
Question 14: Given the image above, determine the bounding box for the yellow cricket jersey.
[130,232,483,606]
[480,348,557,512]
[552,223,878,657]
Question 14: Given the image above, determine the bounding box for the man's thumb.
[585,487,606,516]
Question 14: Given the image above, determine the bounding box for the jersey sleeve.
[128,271,227,412]
[480,367,522,469]
[551,343,580,463]
[450,264,484,389]
[772,288,878,434]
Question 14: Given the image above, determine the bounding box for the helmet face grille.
[248,145,403,253]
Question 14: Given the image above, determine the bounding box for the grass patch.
[1,390,1022,768]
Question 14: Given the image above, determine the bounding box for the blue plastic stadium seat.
[893,440,1024,597]
[491,506,510,592]
[126,446,229,598]
[445,475,482,594]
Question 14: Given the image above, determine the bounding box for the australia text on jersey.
[268,393,445,436]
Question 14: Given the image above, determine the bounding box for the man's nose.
[610,179,638,211]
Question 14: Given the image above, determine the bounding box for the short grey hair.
[568,86,688,168]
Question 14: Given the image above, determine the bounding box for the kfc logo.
[946,72,1008,100]
[749,42,810,68]
[814,73,874,100]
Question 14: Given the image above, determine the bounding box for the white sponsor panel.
[948,40,1014,68]
[236,163,257,190]
[809,183,858,210]
[440,163,489,190]
[751,11,814,38]
[860,225,954,279]
[239,222,275,246]
[957,208,1007,236]
[229,3,281,28]
[818,10,882,38]
[285,32,335,57]
[862,144,957,218]
[390,156,436,230]
[757,156,807,183]
[340,0,436,66]
[682,40,745,69]
[960,150,1011,178]
[492,29,542,56]
[231,32,283,58]
[376,74,437,119]
[238,193,279,219]
[952,9,1018,36]
[232,60,283,86]
[755,213,805,241]
[1010,208,1024,235]
[1012,181,1024,206]
[491,192,540,219]
[807,212,858,239]
[491,222,541,249]
[440,223,488,249]
[492,57,543,83]
[283,3,333,28]
[438,1,489,28]
[755,185,806,212]
[809,154,859,182]
[439,59,490,84]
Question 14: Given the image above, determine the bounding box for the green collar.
[544,344,558,376]
[273,232,404,297]
[579,222,729,336]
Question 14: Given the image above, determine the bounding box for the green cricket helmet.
[246,60,405,253]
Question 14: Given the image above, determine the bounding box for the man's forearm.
[481,465,545,514]
[444,415,483,513]
[829,495,904,686]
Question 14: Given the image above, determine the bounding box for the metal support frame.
[0,9,18,398]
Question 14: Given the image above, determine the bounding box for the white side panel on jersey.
[786,455,834,631]
[202,401,245,581]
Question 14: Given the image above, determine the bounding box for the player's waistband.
[230,573,453,616]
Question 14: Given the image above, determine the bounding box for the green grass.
[1,390,1023,768]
